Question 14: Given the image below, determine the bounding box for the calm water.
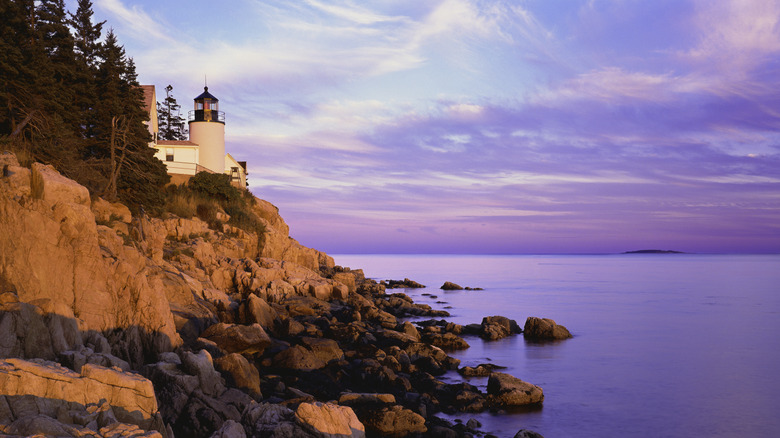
[332,254,780,438]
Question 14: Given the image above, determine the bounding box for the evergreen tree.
[70,0,104,69]
[0,0,36,137]
[94,30,169,209]
[1,3,169,212]
[69,0,104,141]
[1,0,82,174]
[157,84,187,141]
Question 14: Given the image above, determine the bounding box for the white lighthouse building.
[188,87,225,174]
[144,85,248,188]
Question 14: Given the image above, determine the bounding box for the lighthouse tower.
[188,86,225,174]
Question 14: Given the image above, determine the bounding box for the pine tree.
[70,0,104,69]
[1,3,168,212]
[157,84,187,141]
[1,0,82,174]
[94,30,169,208]
[69,0,104,141]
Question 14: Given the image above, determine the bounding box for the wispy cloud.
[91,0,780,253]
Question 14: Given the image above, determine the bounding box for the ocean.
[332,254,780,438]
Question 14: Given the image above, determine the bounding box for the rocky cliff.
[0,151,548,438]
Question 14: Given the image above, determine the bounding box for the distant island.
[623,249,685,254]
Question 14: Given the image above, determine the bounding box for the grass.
[161,179,267,239]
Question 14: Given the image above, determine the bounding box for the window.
[197,102,203,110]
[166,149,174,162]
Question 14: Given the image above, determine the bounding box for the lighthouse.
[188,86,225,174]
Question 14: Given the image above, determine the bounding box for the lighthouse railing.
[188,110,225,123]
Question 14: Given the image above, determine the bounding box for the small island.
[623,249,685,254]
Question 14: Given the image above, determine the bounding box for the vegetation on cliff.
[0,0,168,211]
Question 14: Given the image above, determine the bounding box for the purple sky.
[82,0,780,253]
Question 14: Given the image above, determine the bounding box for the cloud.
[96,0,173,43]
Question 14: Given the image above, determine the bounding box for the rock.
[0,300,55,360]
[457,363,506,377]
[480,315,522,341]
[242,403,309,437]
[400,322,421,341]
[514,430,545,438]
[239,294,277,328]
[276,317,306,338]
[4,414,79,437]
[382,278,426,289]
[181,350,225,397]
[338,393,396,406]
[210,419,246,438]
[215,353,261,398]
[0,150,20,167]
[201,323,272,355]
[30,162,90,206]
[1,162,181,365]
[421,332,470,351]
[273,337,344,371]
[523,317,572,340]
[332,272,357,293]
[362,405,426,437]
[295,402,365,437]
[0,358,164,433]
[92,197,133,224]
[486,372,543,406]
[440,282,463,290]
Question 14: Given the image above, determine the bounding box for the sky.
[78,0,780,254]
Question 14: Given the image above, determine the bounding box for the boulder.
[515,430,545,438]
[0,300,56,360]
[486,372,543,406]
[421,332,469,351]
[361,405,426,437]
[239,294,277,328]
[273,337,343,371]
[295,402,365,438]
[480,315,522,341]
[200,323,272,355]
[210,419,246,438]
[92,197,133,224]
[332,272,357,293]
[30,162,90,206]
[181,350,225,397]
[440,282,463,290]
[338,393,396,406]
[457,363,506,377]
[0,358,164,432]
[242,403,309,437]
[523,317,572,340]
[215,353,262,398]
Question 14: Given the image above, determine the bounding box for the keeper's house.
[142,85,248,188]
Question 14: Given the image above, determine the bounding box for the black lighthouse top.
[189,86,225,124]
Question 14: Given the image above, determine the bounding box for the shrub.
[188,172,241,203]
[165,191,198,218]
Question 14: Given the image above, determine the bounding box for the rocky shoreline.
[0,152,570,437]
